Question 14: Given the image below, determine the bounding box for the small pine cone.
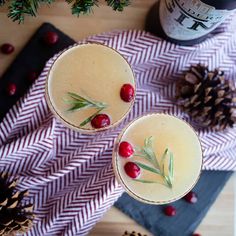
[123,230,147,236]
[0,172,34,236]
[177,64,236,130]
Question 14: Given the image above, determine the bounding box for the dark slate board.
[115,170,233,236]
[0,23,74,121]
[0,23,233,236]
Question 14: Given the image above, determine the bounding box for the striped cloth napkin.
[0,14,236,236]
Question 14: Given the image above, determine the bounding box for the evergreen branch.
[4,0,131,23]
[105,0,130,11]
[66,0,98,16]
[8,0,54,23]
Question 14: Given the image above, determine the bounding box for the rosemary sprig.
[133,179,167,186]
[134,161,161,175]
[79,107,103,127]
[135,137,174,189]
[64,92,107,127]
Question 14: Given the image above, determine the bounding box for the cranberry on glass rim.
[91,114,110,129]
[124,162,140,179]
[119,141,134,158]
[120,83,135,102]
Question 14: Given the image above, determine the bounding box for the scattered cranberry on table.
[184,191,198,204]
[192,233,201,236]
[120,83,135,102]
[6,83,17,96]
[163,205,176,217]
[91,114,110,129]
[1,43,15,54]
[43,31,59,45]
[119,141,134,158]
[124,162,140,179]
[27,71,38,82]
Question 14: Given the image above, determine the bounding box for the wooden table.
[0,1,235,235]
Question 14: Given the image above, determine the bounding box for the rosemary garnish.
[135,137,174,189]
[64,92,107,127]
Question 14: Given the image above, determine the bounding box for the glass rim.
[112,113,203,205]
[45,43,136,134]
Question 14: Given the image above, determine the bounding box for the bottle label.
[159,0,233,41]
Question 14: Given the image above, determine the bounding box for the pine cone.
[123,230,147,236]
[0,172,34,236]
[177,64,236,130]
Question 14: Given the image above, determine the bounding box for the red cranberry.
[120,84,135,102]
[27,71,38,82]
[6,83,17,96]
[124,162,140,179]
[119,141,134,158]
[192,234,201,236]
[184,191,198,204]
[163,205,176,217]
[1,43,15,54]
[91,114,110,129]
[43,31,59,45]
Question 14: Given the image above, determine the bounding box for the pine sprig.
[64,92,107,127]
[1,0,131,23]
[7,0,54,23]
[66,0,98,16]
[105,0,130,11]
[135,137,174,189]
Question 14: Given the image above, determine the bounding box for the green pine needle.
[3,0,131,23]
[7,0,55,23]
[69,0,98,16]
[105,0,130,11]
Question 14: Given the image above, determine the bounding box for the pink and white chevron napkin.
[1,15,236,235]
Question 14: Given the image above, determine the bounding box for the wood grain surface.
[0,1,235,235]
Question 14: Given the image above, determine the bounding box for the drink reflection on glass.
[113,114,202,204]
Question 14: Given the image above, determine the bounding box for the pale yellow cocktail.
[46,44,135,132]
[113,114,202,204]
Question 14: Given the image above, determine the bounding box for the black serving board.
[0,23,74,121]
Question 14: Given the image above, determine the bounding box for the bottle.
[145,0,236,45]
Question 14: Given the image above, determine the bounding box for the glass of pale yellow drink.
[46,44,135,133]
[113,113,202,204]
